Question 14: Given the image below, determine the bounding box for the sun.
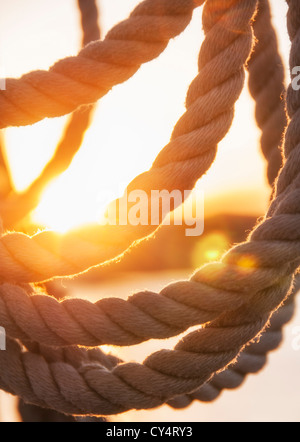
[32,174,113,233]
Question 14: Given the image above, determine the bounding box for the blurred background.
[0,0,299,422]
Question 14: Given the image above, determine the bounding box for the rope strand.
[0,0,201,129]
[0,0,257,284]
[247,0,287,186]
[0,0,102,229]
[2,1,298,354]
[0,0,299,418]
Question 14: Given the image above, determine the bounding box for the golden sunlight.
[1,0,297,425]
[32,177,102,233]
[1,0,287,233]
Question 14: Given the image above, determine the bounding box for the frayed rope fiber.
[0,0,258,284]
[0,0,299,417]
[0,0,203,129]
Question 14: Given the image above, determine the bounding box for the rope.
[171,284,298,407]
[13,0,101,424]
[77,0,101,46]
[0,0,257,284]
[0,0,102,229]
[0,0,299,417]
[247,0,287,186]
[0,106,95,228]
[3,277,295,415]
[172,0,297,407]
[0,0,202,129]
[20,283,296,411]
[0,1,295,352]
[40,0,299,409]
[35,0,298,412]
[21,280,298,412]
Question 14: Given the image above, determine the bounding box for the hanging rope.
[0,0,257,284]
[19,0,296,409]
[13,0,102,424]
[0,0,202,129]
[0,106,95,228]
[0,0,265,348]
[18,284,296,411]
[0,0,299,417]
[0,0,296,351]
[247,0,287,186]
[171,283,298,407]
[172,0,297,407]
[0,0,101,229]
[78,0,101,46]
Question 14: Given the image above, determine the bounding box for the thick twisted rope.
[0,277,295,416]
[20,279,297,412]
[0,0,299,418]
[37,0,298,411]
[0,0,299,416]
[0,0,257,284]
[0,0,101,229]
[247,0,287,186]
[170,284,298,407]
[1,269,294,417]
[172,0,297,406]
[0,0,202,129]
[13,0,102,424]
[22,1,297,408]
[0,106,95,228]
[19,285,296,412]
[0,0,294,351]
[78,0,101,47]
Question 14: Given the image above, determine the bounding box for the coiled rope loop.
[0,0,202,129]
[0,0,257,285]
[0,0,299,417]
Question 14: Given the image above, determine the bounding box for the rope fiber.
[0,0,258,285]
[0,0,202,129]
[0,0,299,418]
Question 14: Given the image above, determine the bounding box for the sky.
[0,0,291,231]
[0,2,298,424]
